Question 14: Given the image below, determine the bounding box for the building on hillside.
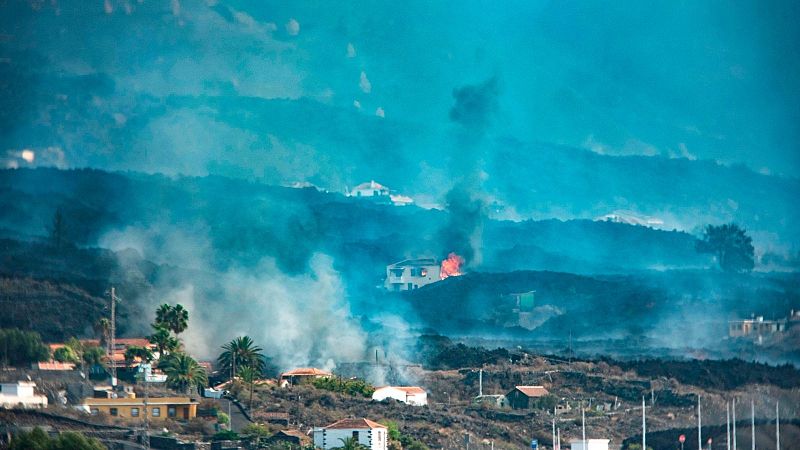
[0,381,48,408]
[279,368,332,387]
[570,439,610,450]
[372,386,427,406]
[384,258,441,291]
[34,362,76,371]
[506,386,550,410]
[389,194,414,206]
[349,180,390,198]
[728,316,787,339]
[79,396,198,420]
[472,394,509,409]
[268,429,311,447]
[313,418,388,450]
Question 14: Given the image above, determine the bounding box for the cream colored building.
[79,396,198,421]
[0,381,48,408]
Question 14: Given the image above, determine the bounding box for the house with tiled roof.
[506,385,552,410]
[279,367,332,387]
[313,418,388,450]
[372,386,427,406]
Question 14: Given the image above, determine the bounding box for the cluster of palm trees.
[217,336,266,410]
[142,304,207,394]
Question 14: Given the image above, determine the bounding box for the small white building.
[0,381,48,408]
[384,258,441,291]
[569,439,610,450]
[372,386,427,406]
[349,181,390,198]
[313,418,388,450]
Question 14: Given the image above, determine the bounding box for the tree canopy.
[0,328,50,366]
[217,335,265,378]
[160,352,207,394]
[10,427,106,450]
[695,223,755,272]
[154,304,189,335]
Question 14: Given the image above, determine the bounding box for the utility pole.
[552,414,556,450]
[733,397,737,450]
[581,406,586,445]
[751,399,755,450]
[727,401,731,450]
[478,369,483,397]
[109,287,120,387]
[776,401,779,450]
[698,395,702,450]
[642,396,646,450]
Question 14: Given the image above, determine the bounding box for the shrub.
[311,376,375,397]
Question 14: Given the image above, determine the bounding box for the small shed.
[506,386,549,410]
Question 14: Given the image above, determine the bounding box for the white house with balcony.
[384,258,441,291]
[348,181,390,198]
[313,418,388,450]
[0,381,48,408]
[372,386,427,406]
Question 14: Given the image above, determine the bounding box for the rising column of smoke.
[438,76,500,267]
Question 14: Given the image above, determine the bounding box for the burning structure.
[384,258,441,291]
[384,253,464,291]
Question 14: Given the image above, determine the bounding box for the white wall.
[314,427,387,450]
[0,382,48,408]
[570,439,610,450]
[384,265,441,291]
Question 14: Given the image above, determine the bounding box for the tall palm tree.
[161,352,207,394]
[94,318,111,348]
[168,304,189,335]
[238,366,257,410]
[148,326,179,358]
[154,304,189,335]
[217,336,265,380]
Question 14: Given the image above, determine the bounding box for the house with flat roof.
[313,418,388,450]
[79,396,198,421]
[384,258,441,291]
[0,381,48,409]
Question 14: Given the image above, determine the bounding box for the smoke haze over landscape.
[1,0,799,377]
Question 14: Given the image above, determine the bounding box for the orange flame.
[440,252,464,280]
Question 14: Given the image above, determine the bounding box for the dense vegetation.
[8,427,106,450]
[0,328,49,366]
[311,376,376,398]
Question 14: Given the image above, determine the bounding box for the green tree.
[82,346,106,367]
[94,318,111,348]
[238,365,258,410]
[160,352,207,394]
[53,346,79,364]
[148,326,179,358]
[241,423,271,438]
[0,328,50,367]
[124,345,154,366]
[9,428,106,450]
[696,223,755,272]
[334,437,368,450]
[217,335,265,379]
[155,304,189,335]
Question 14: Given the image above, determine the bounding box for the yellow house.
[80,396,198,421]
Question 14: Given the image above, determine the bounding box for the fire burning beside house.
[440,252,464,280]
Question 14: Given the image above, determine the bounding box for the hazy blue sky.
[2,0,799,176]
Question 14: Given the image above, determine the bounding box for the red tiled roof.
[325,418,387,430]
[36,362,76,370]
[514,386,549,397]
[281,368,331,377]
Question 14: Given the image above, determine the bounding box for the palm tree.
[154,304,189,335]
[238,366,257,410]
[335,437,367,450]
[217,336,265,380]
[168,304,189,335]
[94,318,111,348]
[148,326,179,358]
[161,352,207,394]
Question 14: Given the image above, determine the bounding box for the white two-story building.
[384,258,441,291]
[313,418,388,450]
